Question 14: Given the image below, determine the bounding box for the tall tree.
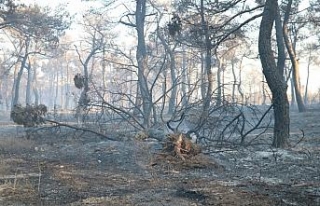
[199,0,214,111]
[73,10,115,121]
[6,4,70,107]
[282,0,306,112]
[135,0,152,127]
[120,0,153,128]
[259,0,289,148]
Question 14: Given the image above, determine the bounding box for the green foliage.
[309,0,320,27]
[2,2,71,49]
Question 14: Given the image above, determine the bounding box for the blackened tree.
[259,0,289,148]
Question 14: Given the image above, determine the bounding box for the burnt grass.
[0,109,319,205]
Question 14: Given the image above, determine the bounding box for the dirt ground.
[0,109,319,206]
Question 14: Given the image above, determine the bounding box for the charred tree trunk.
[136,0,152,128]
[200,0,213,111]
[258,0,289,148]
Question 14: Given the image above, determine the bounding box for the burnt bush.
[11,104,48,127]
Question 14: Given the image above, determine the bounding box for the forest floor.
[0,108,319,206]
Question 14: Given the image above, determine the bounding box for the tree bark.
[275,7,286,77]
[258,0,289,148]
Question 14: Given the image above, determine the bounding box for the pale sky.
[20,0,320,95]
[22,0,100,15]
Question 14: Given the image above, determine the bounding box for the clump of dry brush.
[11,104,48,127]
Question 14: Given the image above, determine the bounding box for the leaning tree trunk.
[12,54,28,107]
[283,0,306,112]
[75,46,98,122]
[258,0,289,148]
[304,53,311,105]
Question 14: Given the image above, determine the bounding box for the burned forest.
[0,0,319,205]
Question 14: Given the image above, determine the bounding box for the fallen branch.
[43,119,118,141]
[291,129,305,148]
[0,173,40,180]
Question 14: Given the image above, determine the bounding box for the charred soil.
[0,109,319,205]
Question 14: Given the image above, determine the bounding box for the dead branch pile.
[163,133,201,161]
[74,73,85,89]
[11,104,48,127]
